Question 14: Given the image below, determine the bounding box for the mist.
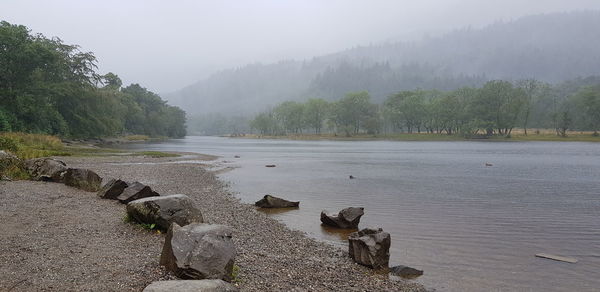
[3,0,600,93]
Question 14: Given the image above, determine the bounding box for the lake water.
[121,136,600,292]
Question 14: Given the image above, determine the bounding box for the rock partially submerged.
[160,223,236,281]
[320,207,364,229]
[255,195,299,208]
[390,265,423,278]
[348,228,391,269]
[143,280,238,292]
[23,157,67,182]
[117,182,159,203]
[126,194,203,230]
[63,168,102,191]
[97,178,129,199]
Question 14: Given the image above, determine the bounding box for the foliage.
[0,21,186,139]
[135,151,180,158]
[249,78,600,138]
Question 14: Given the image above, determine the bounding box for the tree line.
[0,21,186,138]
[250,78,600,137]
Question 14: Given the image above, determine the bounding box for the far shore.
[225,130,600,143]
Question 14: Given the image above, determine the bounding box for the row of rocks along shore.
[0,152,426,291]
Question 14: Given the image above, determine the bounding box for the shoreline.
[0,153,425,291]
[225,132,600,143]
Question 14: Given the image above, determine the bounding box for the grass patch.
[231,264,241,283]
[122,213,162,234]
[124,135,151,141]
[134,151,180,158]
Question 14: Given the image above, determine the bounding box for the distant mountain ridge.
[167,11,600,116]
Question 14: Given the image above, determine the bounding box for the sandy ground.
[0,153,425,291]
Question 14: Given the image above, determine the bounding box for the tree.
[516,79,546,135]
[470,80,525,136]
[274,101,305,134]
[574,85,600,135]
[304,98,329,134]
[331,91,376,136]
[384,91,427,133]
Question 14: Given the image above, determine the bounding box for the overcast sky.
[2,0,600,93]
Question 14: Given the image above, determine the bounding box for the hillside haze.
[167,11,600,117]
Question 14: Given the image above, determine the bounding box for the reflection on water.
[319,225,357,241]
[120,136,600,292]
[256,206,300,215]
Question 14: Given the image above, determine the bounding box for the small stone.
[63,168,102,192]
[254,195,299,208]
[117,182,159,204]
[97,178,129,199]
[348,228,391,269]
[126,194,203,230]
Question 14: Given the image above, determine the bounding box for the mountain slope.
[168,11,600,116]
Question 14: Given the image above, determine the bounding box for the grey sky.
[2,0,600,93]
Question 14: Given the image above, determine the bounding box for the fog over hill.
[167,11,600,116]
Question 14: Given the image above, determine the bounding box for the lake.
[120,136,600,292]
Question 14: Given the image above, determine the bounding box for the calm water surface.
[123,136,600,292]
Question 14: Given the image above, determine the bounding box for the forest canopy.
[0,21,186,138]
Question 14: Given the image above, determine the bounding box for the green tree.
[574,85,600,135]
[304,98,329,134]
[331,91,376,136]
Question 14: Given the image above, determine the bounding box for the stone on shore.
[348,228,391,269]
[320,207,364,229]
[23,157,67,182]
[63,168,102,191]
[143,280,238,292]
[117,182,159,203]
[126,194,203,230]
[389,265,423,278]
[97,178,129,199]
[255,195,299,208]
[160,223,235,281]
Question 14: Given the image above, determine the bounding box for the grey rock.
[255,195,299,208]
[320,207,364,229]
[348,228,391,269]
[97,178,129,199]
[160,223,235,281]
[126,194,203,230]
[63,168,102,191]
[116,182,159,203]
[23,157,67,182]
[390,265,423,278]
[143,280,238,292]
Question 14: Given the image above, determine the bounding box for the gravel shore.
[0,153,426,291]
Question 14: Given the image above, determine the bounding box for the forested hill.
[167,11,600,116]
[0,21,186,138]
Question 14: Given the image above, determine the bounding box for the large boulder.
[63,168,102,191]
[160,223,235,281]
[97,178,129,199]
[254,195,299,208]
[126,194,203,230]
[390,265,423,278]
[117,182,159,204]
[23,157,67,182]
[143,280,238,292]
[348,228,391,269]
[320,207,364,229]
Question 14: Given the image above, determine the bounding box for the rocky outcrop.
[254,195,299,208]
[348,228,391,269]
[389,265,423,278]
[320,207,364,229]
[143,280,238,292]
[126,194,203,230]
[160,223,235,281]
[23,157,67,182]
[63,168,102,191]
[117,182,159,203]
[97,178,129,199]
